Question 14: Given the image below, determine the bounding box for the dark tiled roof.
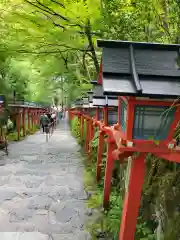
[97,40,180,98]
[93,84,104,97]
[92,84,118,100]
[74,99,82,106]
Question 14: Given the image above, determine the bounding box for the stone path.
[0,120,90,239]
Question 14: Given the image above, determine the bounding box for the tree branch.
[50,0,65,9]
[37,11,65,30]
[85,19,99,74]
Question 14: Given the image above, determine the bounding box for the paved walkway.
[0,120,90,239]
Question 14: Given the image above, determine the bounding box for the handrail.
[8,99,51,108]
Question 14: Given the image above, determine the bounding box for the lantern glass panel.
[133,105,176,140]
[108,108,118,125]
[83,97,89,104]
[89,108,95,117]
[93,98,106,106]
[120,100,127,131]
[98,108,103,120]
[88,93,93,103]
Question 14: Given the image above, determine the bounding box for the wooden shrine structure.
[96,39,180,240]
[7,99,50,140]
[68,39,180,240]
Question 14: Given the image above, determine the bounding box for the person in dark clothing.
[40,112,50,133]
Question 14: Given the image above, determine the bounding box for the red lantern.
[97,39,180,240]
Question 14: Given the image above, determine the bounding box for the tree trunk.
[85,19,99,75]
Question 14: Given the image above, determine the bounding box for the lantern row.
[8,100,51,108]
[70,39,180,240]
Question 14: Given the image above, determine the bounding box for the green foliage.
[70,117,81,141]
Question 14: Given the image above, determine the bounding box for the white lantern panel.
[93,98,106,106]
[108,98,118,106]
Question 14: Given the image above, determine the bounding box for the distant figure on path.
[51,112,57,127]
[40,112,50,133]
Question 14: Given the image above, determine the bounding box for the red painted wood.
[22,108,26,136]
[118,145,175,154]
[85,120,90,152]
[96,131,104,181]
[31,110,34,130]
[154,152,180,163]
[89,119,94,155]
[104,107,108,126]
[16,113,21,140]
[28,109,31,131]
[120,96,128,103]
[103,139,115,209]
[95,108,99,120]
[81,115,84,140]
[35,109,38,126]
[126,100,134,140]
[118,97,121,125]
[119,153,146,240]
[131,99,177,106]
[112,150,133,163]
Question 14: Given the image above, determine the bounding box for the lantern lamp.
[82,96,89,109]
[107,96,118,126]
[72,98,82,110]
[87,90,93,103]
[92,83,106,106]
[97,39,180,143]
[92,83,118,125]
[89,104,96,117]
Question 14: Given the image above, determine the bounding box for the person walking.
[40,112,50,133]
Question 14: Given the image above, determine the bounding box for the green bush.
[70,117,81,140]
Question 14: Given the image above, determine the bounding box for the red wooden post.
[95,108,99,120]
[34,109,36,127]
[104,107,108,126]
[81,115,84,140]
[118,97,121,124]
[28,109,31,131]
[37,109,39,126]
[35,108,38,127]
[103,138,115,209]
[96,130,104,181]
[31,110,34,130]
[16,112,21,140]
[85,119,90,152]
[37,109,40,126]
[88,119,93,154]
[22,108,26,136]
[119,153,146,240]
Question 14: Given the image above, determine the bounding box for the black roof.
[97,39,180,98]
[92,84,118,100]
[91,80,98,85]
[74,98,82,106]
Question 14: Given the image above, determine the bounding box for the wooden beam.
[129,44,142,93]
[119,153,146,240]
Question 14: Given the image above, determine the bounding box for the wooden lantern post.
[92,82,119,182]
[28,108,31,132]
[97,39,180,239]
[92,91,106,181]
[16,108,21,140]
[31,109,34,131]
[22,107,26,137]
